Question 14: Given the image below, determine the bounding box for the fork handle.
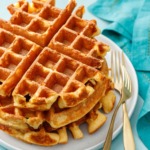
[123,103,135,150]
[103,99,123,150]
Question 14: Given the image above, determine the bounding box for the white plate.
[0,34,138,150]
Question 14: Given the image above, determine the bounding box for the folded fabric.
[0,145,6,150]
[88,0,150,149]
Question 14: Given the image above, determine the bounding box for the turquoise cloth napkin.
[0,146,6,150]
[88,0,150,149]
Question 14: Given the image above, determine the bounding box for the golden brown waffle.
[49,6,109,61]
[8,0,55,14]
[0,91,115,146]
[0,0,116,147]
[11,45,114,128]
[0,78,113,130]
[0,0,76,47]
[12,46,108,111]
[0,28,41,96]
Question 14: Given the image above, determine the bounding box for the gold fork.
[121,58,135,150]
[103,50,135,150]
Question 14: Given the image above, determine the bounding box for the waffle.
[0,28,41,96]
[12,45,113,128]
[0,91,115,145]
[12,46,106,110]
[0,0,76,47]
[49,6,109,60]
[0,0,116,147]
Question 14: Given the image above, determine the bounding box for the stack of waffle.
[0,0,116,146]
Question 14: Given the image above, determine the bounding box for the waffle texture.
[0,0,116,146]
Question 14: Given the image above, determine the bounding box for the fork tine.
[116,51,123,84]
[119,51,123,84]
[115,50,120,84]
[111,50,123,85]
[111,50,115,82]
[120,52,125,84]
[115,51,119,83]
[121,52,132,92]
[122,51,125,66]
[122,66,126,87]
[124,66,132,92]
[129,76,132,92]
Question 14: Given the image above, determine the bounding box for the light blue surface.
[0,0,148,150]
[88,0,150,149]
